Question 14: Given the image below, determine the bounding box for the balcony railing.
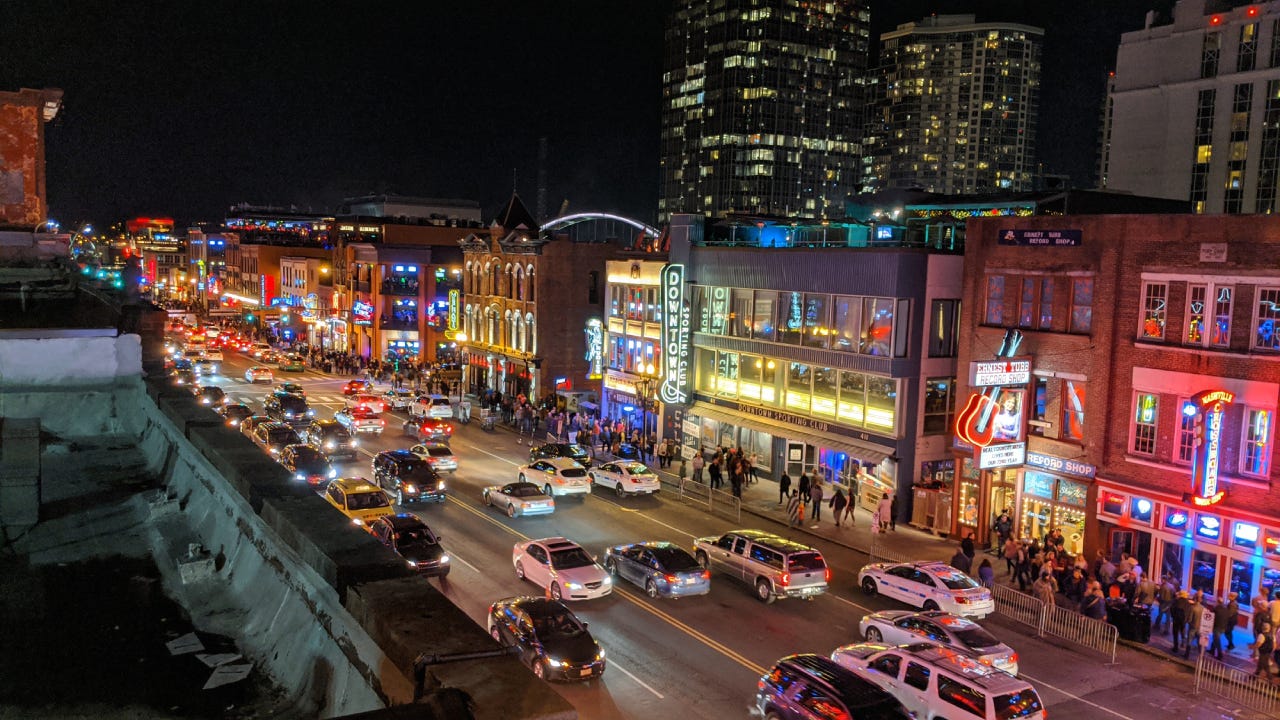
[381,281,420,296]
[379,317,419,331]
[354,280,371,292]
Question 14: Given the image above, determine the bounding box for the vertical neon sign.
[659,264,691,404]
[1188,389,1234,505]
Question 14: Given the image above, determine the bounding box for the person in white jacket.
[875,493,892,533]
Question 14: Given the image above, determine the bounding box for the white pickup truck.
[334,407,385,437]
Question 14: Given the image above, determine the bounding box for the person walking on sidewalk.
[1210,592,1239,659]
[889,494,899,531]
[1080,581,1107,620]
[876,493,892,534]
[1171,590,1191,654]
[808,480,824,521]
[960,531,976,563]
[1033,572,1057,607]
[778,471,791,505]
[1185,591,1206,658]
[1253,620,1275,678]
[950,546,972,575]
[747,452,759,485]
[787,491,803,528]
[839,491,856,527]
[830,486,848,528]
[691,452,705,485]
[1156,574,1177,634]
[797,472,811,503]
[708,456,723,490]
[1003,537,1020,576]
[978,559,995,589]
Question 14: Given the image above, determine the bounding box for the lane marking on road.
[613,587,767,677]
[447,494,531,541]
[1019,673,1136,720]
[452,437,522,467]
[608,659,665,699]
[827,592,875,615]
[442,549,480,574]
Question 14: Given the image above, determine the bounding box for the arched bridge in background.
[540,212,661,245]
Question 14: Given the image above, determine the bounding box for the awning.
[578,401,599,411]
[687,402,893,465]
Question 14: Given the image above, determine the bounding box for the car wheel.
[550,582,563,601]
[605,558,618,576]
[923,600,940,612]
[696,551,709,570]
[646,579,659,599]
[533,660,547,680]
[865,626,883,643]
[490,626,502,643]
[862,577,878,596]
[756,579,775,604]
[544,484,553,497]
[615,482,625,498]
[483,491,492,506]
[515,562,525,580]
[506,504,517,518]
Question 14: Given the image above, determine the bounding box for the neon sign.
[584,318,604,380]
[352,301,374,326]
[447,289,459,331]
[1186,389,1233,505]
[659,263,691,404]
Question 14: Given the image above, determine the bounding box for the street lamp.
[634,361,658,447]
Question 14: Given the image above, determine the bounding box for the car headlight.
[351,439,359,447]
[436,481,446,491]
[327,468,337,479]
[269,448,280,454]
[352,518,364,526]
[565,582,584,590]
[546,658,563,668]
[285,412,294,418]
[307,409,315,416]
[325,441,335,449]
[403,484,417,493]
[407,560,418,568]
[596,649,606,661]
[602,576,612,585]
[294,473,305,481]
[439,555,450,564]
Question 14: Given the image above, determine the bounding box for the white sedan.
[382,388,416,410]
[518,457,591,499]
[588,460,660,497]
[513,537,613,602]
[858,561,994,619]
[859,610,1018,675]
[483,481,555,518]
[244,366,275,384]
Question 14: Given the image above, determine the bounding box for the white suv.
[411,394,454,419]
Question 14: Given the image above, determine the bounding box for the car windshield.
[431,397,450,406]
[787,552,826,572]
[400,462,438,481]
[934,568,981,590]
[395,527,438,545]
[531,610,585,638]
[626,465,654,476]
[227,406,252,418]
[291,446,325,463]
[650,546,699,571]
[566,445,587,457]
[295,456,329,473]
[508,483,542,497]
[348,491,390,510]
[549,548,596,570]
[994,689,1043,719]
[560,468,587,479]
[267,428,300,444]
[279,397,307,412]
[953,625,1001,650]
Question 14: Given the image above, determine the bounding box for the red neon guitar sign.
[955,329,1025,449]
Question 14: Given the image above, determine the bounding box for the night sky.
[2,0,1174,228]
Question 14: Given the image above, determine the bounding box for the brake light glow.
[665,574,678,583]
[779,573,790,587]
[825,567,831,582]
[701,570,711,580]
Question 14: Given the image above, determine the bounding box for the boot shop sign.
[1184,389,1235,506]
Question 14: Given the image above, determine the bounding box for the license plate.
[578,667,593,677]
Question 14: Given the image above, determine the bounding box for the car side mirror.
[581,621,589,630]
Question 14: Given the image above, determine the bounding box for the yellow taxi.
[323,477,394,529]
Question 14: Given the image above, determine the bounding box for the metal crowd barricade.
[1040,603,1118,665]
[1195,647,1280,716]
[990,583,1045,633]
[867,536,916,566]
[664,475,741,522]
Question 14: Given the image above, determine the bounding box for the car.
[279,444,336,485]
[381,388,416,410]
[238,414,273,439]
[260,349,282,364]
[482,481,555,518]
[529,442,592,468]
[858,561,995,619]
[403,417,453,442]
[341,379,373,396]
[603,541,710,598]
[217,403,254,427]
[264,393,314,427]
[300,419,358,460]
[334,406,385,437]
[346,393,388,413]
[323,477,395,528]
[170,367,196,386]
[279,353,306,372]
[409,442,458,473]
[193,359,219,376]
[171,357,194,372]
[693,529,829,603]
[518,457,591,499]
[830,642,1046,720]
[410,393,454,419]
[589,460,660,497]
[250,342,272,358]
[487,597,605,682]
[203,348,224,362]
[250,421,302,456]
[756,653,913,720]
[274,382,306,398]
[191,385,226,406]
[370,514,450,577]
[513,537,612,601]
[244,366,275,384]
[372,449,446,505]
[859,610,1019,676]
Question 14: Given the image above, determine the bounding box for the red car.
[404,417,453,442]
[342,379,373,396]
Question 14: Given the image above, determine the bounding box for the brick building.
[956,213,1280,620]
[0,87,61,229]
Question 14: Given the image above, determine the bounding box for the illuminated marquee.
[659,264,691,404]
[447,289,459,331]
[584,318,604,380]
[1186,389,1235,505]
[352,300,374,326]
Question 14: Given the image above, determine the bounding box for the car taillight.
[665,574,678,584]
[955,596,970,604]
[701,570,710,580]
[779,573,790,587]
[1010,652,1018,665]
[379,419,386,426]
[825,567,831,582]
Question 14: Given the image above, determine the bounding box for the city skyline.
[2,0,1172,228]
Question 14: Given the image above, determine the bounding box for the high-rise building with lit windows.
[658,0,871,223]
[868,14,1042,195]
[1102,0,1280,214]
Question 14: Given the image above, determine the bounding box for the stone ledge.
[155,393,225,438]
[186,425,313,511]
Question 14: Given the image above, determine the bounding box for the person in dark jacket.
[950,546,972,575]
[797,472,811,501]
[778,472,792,505]
[830,487,848,527]
[960,532,976,561]
[1080,581,1107,620]
[1210,592,1240,659]
[1171,590,1191,654]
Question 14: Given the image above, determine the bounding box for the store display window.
[1057,479,1087,507]
[1231,559,1256,601]
[1262,567,1280,600]
[1022,472,1054,500]
[1164,507,1191,532]
[1191,549,1217,594]
[959,481,980,527]
[1129,497,1154,524]
[1265,530,1280,559]
[1021,495,1053,541]
[1161,544,1185,585]
[1233,522,1260,551]
[1101,492,1126,517]
[1195,514,1223,542]
[1057,506,1087,555]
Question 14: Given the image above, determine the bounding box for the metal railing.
[667,475,741,522]
[867,536,916,565]
[990,583,1046,633]
[1041,603,1118,665]
[1195,647,1280,717]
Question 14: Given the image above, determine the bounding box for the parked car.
[756,653,911,720]
[513,537,612,601]
[487,597,605,682]
[300,419,358,460]
[403,417,452,442]
[482,481,555,518]
[859,610,1019,676]
[191,385,226,407]
[517,457,591,499]
[409,442,458,473]
[410,393,454,419]
[693,529,829,603]
[264,392,314,427]
[250,421,302,456]
[370,514,449,577]
[529,442,592,468]
[830,642,1046,720]
[603,541,709,598]
[334,407,385,437]
[381,388,416,410]
[244,366,275,384]
[279,444,336,486]
[323,477,394,528]
[372,449,446,505]
[858,561,995,619]
[589,460,660,497]
[217,403,254,428]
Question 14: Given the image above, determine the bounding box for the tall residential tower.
[658,0,872,223]
[868,14,1043,195]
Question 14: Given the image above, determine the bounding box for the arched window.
[463,261,472,294]
[482,262,492,295]
[472,263,482,295]
[505,263,515,299]
[526,313,536,355]
[514,315,524,352]
[526,265,536,302]
[487,309,499,346]
[514,266,524,301]
[504,309,513,348]
[491,259,501,298]
[464,304,474,340]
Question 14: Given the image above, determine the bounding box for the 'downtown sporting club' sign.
[659,263,691,404]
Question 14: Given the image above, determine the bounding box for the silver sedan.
[859,609,1019,675]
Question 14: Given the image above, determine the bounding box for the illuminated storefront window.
[1129,496,1154,524]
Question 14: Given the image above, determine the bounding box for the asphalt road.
[196,351,1271,720]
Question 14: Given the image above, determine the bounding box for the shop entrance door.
[1109,530,1135,563]
[785,442,807,479]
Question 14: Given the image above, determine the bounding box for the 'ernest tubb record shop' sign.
[998,229,1082,247]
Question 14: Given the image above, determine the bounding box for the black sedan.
[604,541,710,598]
[487,596,604,682]
[529,442,592,468]
[279,444,335,486]
[191,385,226,407]
[217,403,254,428]
[370,514,450,578]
